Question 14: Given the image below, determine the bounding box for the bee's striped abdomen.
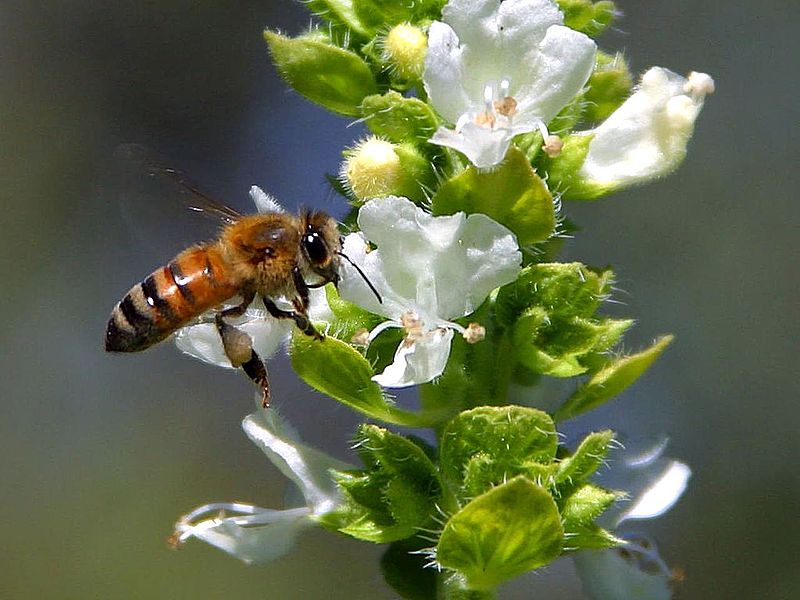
[105,245,238,352]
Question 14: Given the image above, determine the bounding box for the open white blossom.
[172,410,350,564]
[573,437,692,599]
[424,0,596,168]
[338,196,521,388]
[173,186,331,367]
[577,67,715,191]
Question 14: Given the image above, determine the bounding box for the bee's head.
[300,210,341,284]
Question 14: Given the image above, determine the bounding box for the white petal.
[513,25,597,128]
[242,410,351,514]
[372,329,454,387]
[430,122,524,169]
[440,0,564,106]
[579,67,713,187]
[250,185,285,214]
[424,21,471,124]
[573,538,672,600]
[174,312,291,368]
[177,505,313,565]
[339,197,521,322]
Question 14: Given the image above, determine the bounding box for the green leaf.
[323,425,442,543]
[264,31,378,116]
[306,0,370,38]
[431,147,555,245]
[437,476,564,589]
[361,92,439,145]
[440,406,558,494]
[558,0,617,37]
[555,335,674,422]
[556,430,615,490]
[290,331,445,427]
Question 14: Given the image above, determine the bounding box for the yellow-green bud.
[340,136,432,204]
[381,23,427,82]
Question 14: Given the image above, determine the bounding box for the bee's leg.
[263,297,323,341]
[215,292,271,408]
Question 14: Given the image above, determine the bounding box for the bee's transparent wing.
[115,143,244,225]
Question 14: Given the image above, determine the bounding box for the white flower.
[172,410,350,564]
[573,437,692,599]
[337,196,521,388]
[577,67,715,191]
[173,186,331,367]
[424,0,596,168]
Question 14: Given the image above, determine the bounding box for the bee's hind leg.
[215,292,271,408]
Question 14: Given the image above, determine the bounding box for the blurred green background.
[1,1,797,598]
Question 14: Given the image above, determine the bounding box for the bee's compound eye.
[303,231,329,265]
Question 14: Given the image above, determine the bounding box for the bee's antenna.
[337,251,383,304]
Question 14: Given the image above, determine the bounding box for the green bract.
[361,92,439,146]
[265,31,378,116]
[437,476,564,590]
[431,147,556,245]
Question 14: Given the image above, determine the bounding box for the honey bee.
[105,149,380,407]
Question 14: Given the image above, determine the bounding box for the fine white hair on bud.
[382,23,427,81]
[340,136,403,202]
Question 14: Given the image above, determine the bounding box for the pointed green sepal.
[561,483,620,527]
[431,147,556,245]
[557,0,617,37]
[437,476,564,589]
[361,91,439,145]
[555,335,674,422]
[563,523,623,552]
[556,430,615,490]
[265,31,378,116]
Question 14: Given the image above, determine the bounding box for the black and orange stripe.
[105,244,238,352]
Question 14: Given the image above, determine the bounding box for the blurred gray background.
[1,1,797,598]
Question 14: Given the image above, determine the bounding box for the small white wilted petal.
[338,196,521,387]
[172,410,351,564]
[577,67,714,189]
[573,437,690,600]
[573,536,674,600]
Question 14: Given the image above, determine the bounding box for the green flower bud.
[340,136,433,204]
[584,51,633,123]
[381,23,427,82]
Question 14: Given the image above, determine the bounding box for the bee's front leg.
[215,292,271,408]
[263,269,323,341]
